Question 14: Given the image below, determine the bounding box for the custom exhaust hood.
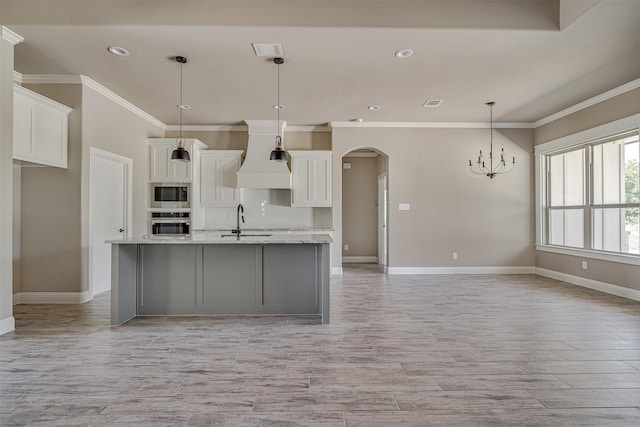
[236,120,291,189]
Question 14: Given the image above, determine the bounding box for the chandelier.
[468,101,515,179]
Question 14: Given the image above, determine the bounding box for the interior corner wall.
[331,126,535,271]
[1,36,16,333]
[533,87,640,292]
[20,84,83,293]
[342,156,378,258]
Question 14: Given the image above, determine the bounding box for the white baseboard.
[14,291,92,305]
[343,256,378,263]
[387,266,536,275]
[536,267,640,302]
[331,267,343,276]
[0,316,15,335]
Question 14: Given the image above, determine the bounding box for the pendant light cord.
[179,59,183,146]
[276,59,280,141]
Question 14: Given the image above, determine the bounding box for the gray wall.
[18,82,163,295]
[332,126,535,270]
[534,88,640,291]
[342,156,379,258]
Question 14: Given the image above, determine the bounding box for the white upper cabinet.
[199,150,244,207]
[148,138,206,182]
[289,150,332,207]
[13,85,72,168]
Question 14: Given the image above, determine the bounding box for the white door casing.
[378,173,388,267]
[89,147,132,297]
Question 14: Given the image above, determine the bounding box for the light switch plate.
[399,203,410,211]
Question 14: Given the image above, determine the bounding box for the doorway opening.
[341,148,389,270]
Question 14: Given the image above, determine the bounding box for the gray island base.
[110,234,332,325]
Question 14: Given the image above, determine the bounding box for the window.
[543,131,639,256]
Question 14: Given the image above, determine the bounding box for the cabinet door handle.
[119,228,124,233]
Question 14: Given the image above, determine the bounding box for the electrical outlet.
[581,261,588,270]
[344,244,349,251]
[452,252,458,260]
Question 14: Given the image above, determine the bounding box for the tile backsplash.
[203,189,331,230]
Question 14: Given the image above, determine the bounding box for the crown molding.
[19,74,166,130]
[165,124,332,132]
[1,27,24,45]
[330,121,533,129]
[13,70,22,84]
[534,78,640,127]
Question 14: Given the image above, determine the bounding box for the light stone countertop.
[108,233,333,245]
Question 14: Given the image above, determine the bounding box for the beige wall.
[18,83,163,294]
[1,35,17,332]
[166,129,332,151]
[20,84,82,293]
[534,88,640,291]
[12,165,21,294]
[535,88,640,146]
[342,156,379,258]
[332,126,535,270]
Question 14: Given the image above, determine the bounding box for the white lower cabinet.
[13,85,72,168]
[199,150,244,207]
[289,150,332,207]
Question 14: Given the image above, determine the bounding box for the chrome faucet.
[232,204,244,235]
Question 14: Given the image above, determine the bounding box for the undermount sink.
[220,233,273,238]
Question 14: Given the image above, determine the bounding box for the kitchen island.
[109,233,332,325]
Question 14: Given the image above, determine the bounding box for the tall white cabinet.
[13,85,72,168]
[199,150,244,207]
[289,150,332,207]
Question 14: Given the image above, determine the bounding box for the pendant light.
[468,101,515,179]
[270,57,287,162]
[171,55,190,163]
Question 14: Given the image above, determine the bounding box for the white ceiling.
[3,0,640,126]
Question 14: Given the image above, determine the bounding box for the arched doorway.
[341,148,389,270]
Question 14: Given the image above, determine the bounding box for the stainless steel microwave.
[151,184,190,209]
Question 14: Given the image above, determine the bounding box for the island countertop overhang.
[108,233,333,245]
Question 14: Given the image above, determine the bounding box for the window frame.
[535,114,640,266]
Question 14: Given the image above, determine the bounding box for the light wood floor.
[3,265,640,426]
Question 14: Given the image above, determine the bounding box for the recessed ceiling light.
[178,104,191,110]
[107,46,129,56]
[352,118,364,122]
[273,104,285,109]
[395,49,414,59]
[368,105,381,110]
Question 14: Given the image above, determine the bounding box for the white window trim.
[535,113,640,265]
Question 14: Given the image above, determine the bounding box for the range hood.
[236,120,291,189]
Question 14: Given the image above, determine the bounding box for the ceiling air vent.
[252,43,284,57]
[422,99,443,108]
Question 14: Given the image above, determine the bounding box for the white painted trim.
[13,70,22,84]
[536,267,640,302]
[345,151,380,158]
[534,114,640,154]
[343,256,378,263]
[1,26,24,45]
[331,267,344,276]
[387,266,536,275]
[166,125,247,132]
[19,74,166,130]
[534,78,640,127]
[536,245,640,266]
[14,84,73,113]
[331,121,533,129]
[14,292,92,304]
[0,316,16,335]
